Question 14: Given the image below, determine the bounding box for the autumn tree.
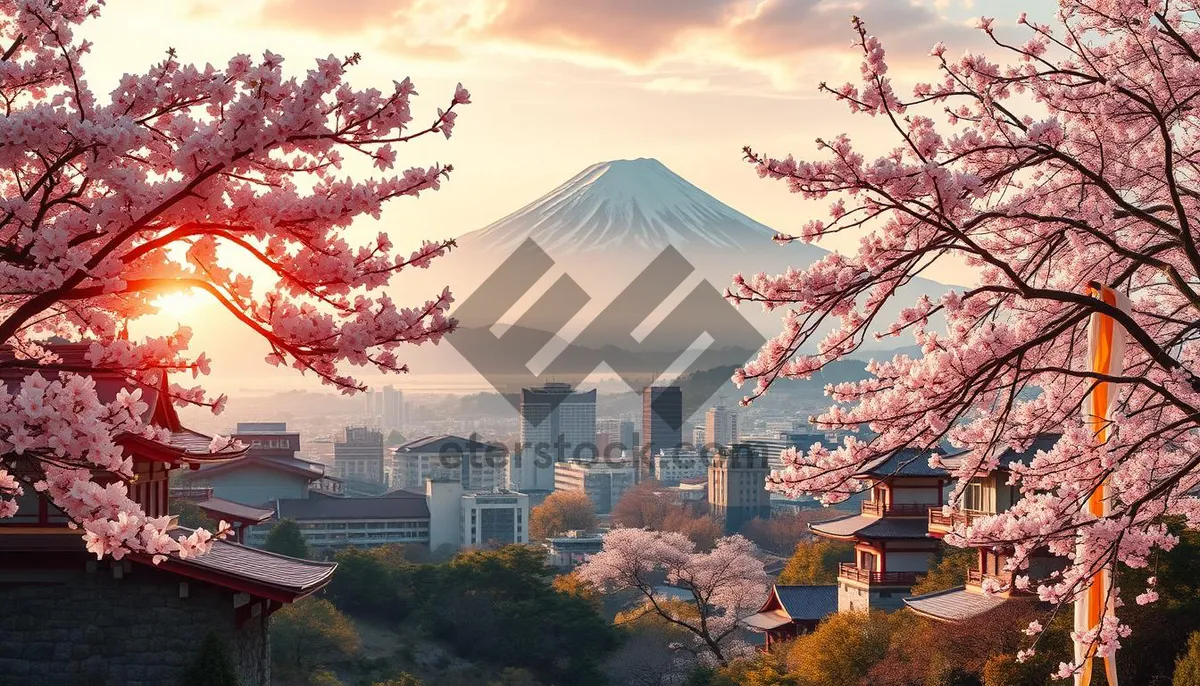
[530,490,598,540]
[271,597,361,678]
[777,539,853,586]
[910,547,977,596]
[611,480,676,530]
[1176,632,1200,686]
[733,3,1200,660]
[0,1,466,561]
[785,611,899,685]
[577,529,769,666]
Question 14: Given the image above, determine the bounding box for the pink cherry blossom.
[0,2,466,561]
[733,5,1200,668]
[576,528,768,666]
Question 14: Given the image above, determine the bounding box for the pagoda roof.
[150,527,336,604]
[0,344,246,466]
[195,497,275,525]
[809,514,932,540]
[903,586,1009,622]
[744,584,837,631]
[853,447,953,479]
[940,434,1062,476]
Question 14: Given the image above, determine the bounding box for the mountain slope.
[460,158,778,253]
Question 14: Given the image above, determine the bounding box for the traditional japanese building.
[905,435,1062,622]
[0,347,335,685]
[809,448,949,613]
[742,585,838,650]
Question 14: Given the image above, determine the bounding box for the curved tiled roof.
[809,514,932,540]
[131,527,336,603]
[903,586,1009,622]
[196,497,275,524]
[854,447,953,479]
[774,585,838,621]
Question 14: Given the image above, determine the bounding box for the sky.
[85,0,1061,396]
[85,0,1057,283]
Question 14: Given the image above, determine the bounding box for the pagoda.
[0,345,335,685]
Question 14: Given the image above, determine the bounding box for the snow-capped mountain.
[459,157,780,253]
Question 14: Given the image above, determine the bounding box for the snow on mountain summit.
[457,158,779,254]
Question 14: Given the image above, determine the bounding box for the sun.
[151,291,205,316]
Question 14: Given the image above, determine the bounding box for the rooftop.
[276,492,429,521]
[903,586,1010,622]
[395,434,497,455]
[195,497,275,525]
[157,527,336,602]
[809,514,933,540]
[854,447,953,479]
[774,585,839,621]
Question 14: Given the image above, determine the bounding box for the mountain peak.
[457,158,777,254]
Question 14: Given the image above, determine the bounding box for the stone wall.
[0,557,269,686]
[836,580,910,613]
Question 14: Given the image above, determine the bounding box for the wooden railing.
[966,569,1012,588]
[928,508,989,529]
[861,501,940,517]
[838,562,921,586]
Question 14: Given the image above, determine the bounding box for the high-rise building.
[334,426,386,485]
[641,386,682,481]
[381,385,405,432]
[692,425,706,448]
[708,442,771,534]
[509,383,596,491]
[705,406,738,452]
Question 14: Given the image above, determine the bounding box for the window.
[963,479,986,512]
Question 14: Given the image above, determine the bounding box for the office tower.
[640,386,682,481]
[692,425,706,448]
[708,442,770,534]
[509,383,596,491]
[382,385,405,432]
[554,461,636,514]
[705,406,738,452]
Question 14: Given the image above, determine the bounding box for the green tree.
[387,430,407,445]
[1175,632,1200,686]
[170,499,216,531]
[180,631,238,686]
[777,539,854,585]
[374,675,423,686]
[530,491,598,540]
[271,597,360,677]
[429,545,617,684]
[910,547,977,596]
[264,519,310,559]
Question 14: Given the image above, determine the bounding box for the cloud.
[252,0,992,86]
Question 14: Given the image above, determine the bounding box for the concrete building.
[554,460,636,514]
[692,425,706,449]
[267,490,431,550]
[652,449,711,486]
[510,383,596,491]
[545,531,605,568]
[393,434,504,492]
[334,426,386,487]
[705,406,739,452]
[641,386,682,481]
[708,443,771,534]
[426,480,530,551]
